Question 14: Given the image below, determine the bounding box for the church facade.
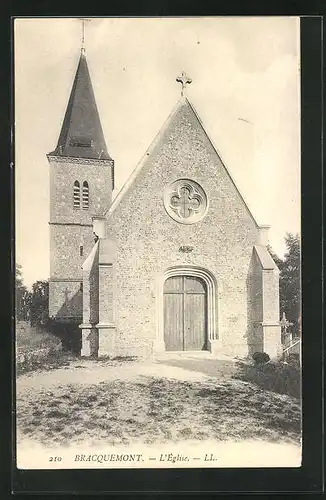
[47,50,282,359]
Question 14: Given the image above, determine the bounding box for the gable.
[107,96,259,286]
[107,97,258,227]
[106,96,260,280]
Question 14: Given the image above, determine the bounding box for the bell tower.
[47,48,114,324]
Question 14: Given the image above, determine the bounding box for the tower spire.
[49,40,111,160]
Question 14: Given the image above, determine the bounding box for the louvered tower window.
[73,181,80,209]
[82,181,89,209]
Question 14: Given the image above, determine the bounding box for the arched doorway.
[164,275,207,351]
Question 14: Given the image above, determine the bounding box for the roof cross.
[176,71,192,97]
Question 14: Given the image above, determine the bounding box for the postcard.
[15,16,301,471]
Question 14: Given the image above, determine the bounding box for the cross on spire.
[78,18,91,53]
[176,71,192,97]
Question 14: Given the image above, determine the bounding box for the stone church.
[47,49,282,359]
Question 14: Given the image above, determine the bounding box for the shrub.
[252,352,270,364]
[15,321,76,375]
[234,360,301,399]
[16,344,65,375]
[286,353,300,366]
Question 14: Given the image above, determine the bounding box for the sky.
[15,17,300,289]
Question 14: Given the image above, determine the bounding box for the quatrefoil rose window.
[163,179,208,224]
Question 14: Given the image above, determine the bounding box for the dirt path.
[16,358,213,391]
[16,355,302,468]
[16,353,239,391]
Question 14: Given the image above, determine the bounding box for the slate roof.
[49,51,111,160]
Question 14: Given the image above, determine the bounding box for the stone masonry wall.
[49,280,83,320]
[262,269,280,323]
[262,268,282,358]
[48,157,112,321]
[246,251,264,355]
[89,254,100,326]
[106,99,261,357]
[49,158,112,224]
[50,224,94,279]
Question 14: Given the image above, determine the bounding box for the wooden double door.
[164,275,207,351]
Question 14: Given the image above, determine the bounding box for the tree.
[268,233,301,334]
[16,264,23,288]
[30,280,49,326]
[15,264,31,321]
[280,233,301,331]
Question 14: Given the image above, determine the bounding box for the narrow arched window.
[73,181,80,209]
[82,181,89,209]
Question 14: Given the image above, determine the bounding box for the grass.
[17,372,301,448]
[16,322,62,351]
[16,321,76,375]
[15,324,301,448]
[233,359,301,399]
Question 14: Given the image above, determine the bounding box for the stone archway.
[155,266,218,353]
[164,274,207,351]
